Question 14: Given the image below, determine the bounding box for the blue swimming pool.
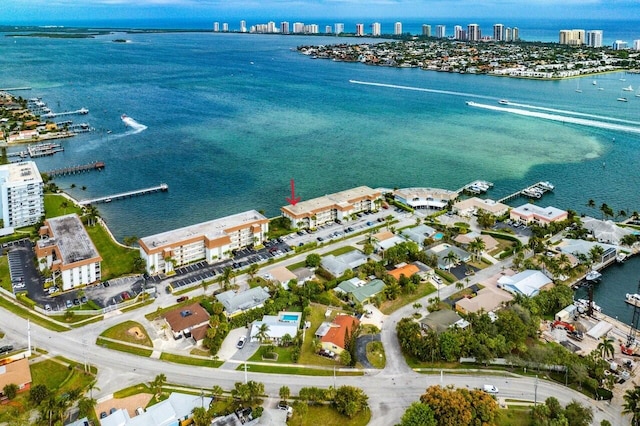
[434,233,444,240]
[282,314,300,322]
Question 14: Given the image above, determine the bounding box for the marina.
[44,161,105,178]
[457,180,494,195]
[41,108,89,119]
[7,143,64,160]
[78,183,169,206]
[497,181,555,203]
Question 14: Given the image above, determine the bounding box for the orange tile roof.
[321,315,360,351]
[0,358,32,390]
[388,264,420,281]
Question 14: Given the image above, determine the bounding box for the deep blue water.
[2,25,640,322]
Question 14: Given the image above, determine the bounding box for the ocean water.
[1,30,640,241]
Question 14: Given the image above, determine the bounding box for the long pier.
[498,181,555,203]
[78,183,168,206]
[0,87,32,92]
[45,161,105,178]
[42,108,89,118]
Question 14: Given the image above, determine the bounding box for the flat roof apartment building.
[281,186,381,229]
[0,161,44,228]
[139,210,268,275]
[393,187,458,210]
[36,214,102,291]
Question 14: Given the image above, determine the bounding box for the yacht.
[577,298,602,312]
[623,85,634,92]
[592,80,597,85]
[498,99,509,105]
[617,253,627,263]
[626,293,640,306]
[538,181,555,191]
[617,97,628,102]
[586,270,602,281]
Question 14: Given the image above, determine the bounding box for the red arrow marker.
[286,179,301,206]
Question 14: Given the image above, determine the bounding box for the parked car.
[0,345,14,354]
[236,336,247,349]
[100,412,107,419]
[65,300,73,309]
[177,296,189,303]
[80,296,88,304]
[73,298,80,306]
[44,304,52,312]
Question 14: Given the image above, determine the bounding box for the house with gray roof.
[216,286,271,318]
[402,224,437,245]
[335,278,386,304]
[420,310,469,333]
[321,250,368,277]
[425,243,471,270]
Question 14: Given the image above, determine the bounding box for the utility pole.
[333,365,336,389]
[244,362,248,384]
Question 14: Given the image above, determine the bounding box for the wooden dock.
[42,108,88,119]
[45,161,105,178]
[8,143,64,160]
[78,183,168,206]
[497,181,555,203]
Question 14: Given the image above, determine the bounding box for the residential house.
[402,224,437,246]
[420,310,469,333]
[372,230,407,252]
[100,392,212,426]
[315,315,360,354]
[163,302,210,340]
[264,266,297,289]
[291,267,315,284]
[335,278,386,304]
[454,231,499,253]
[455,286,513,314]
[388,263,420,281]
[216,287,271,318]
[497,270,553,297]
[0,358,32,396]
[425,243,471,270]
[249,311,301,344]
[321,250,368,277]
[556,239,617,265]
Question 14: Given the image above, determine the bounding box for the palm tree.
[87,380,100,399]
[589,245,605,265]
[211,385,224,401]
[279,385,291,402]
[444,251,458,272]
[469,237,485,262]
[59,200,69,215]
[221,267,233,291]
[247,263,259,281]
[597,336,615,360]
[192,406,214,426]
[455,281,464,291]
[623,386,640,426]
[151,373,167,396]
[85,204,100,226]
[77,397,97,418]
[253,323,270,344]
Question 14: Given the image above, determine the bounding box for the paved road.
[0,211,626,425]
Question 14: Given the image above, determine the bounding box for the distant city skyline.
[3,0,640,25]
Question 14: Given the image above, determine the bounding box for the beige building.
[139,210,268,275]
[510,203,568,225]
[453,197,508,217]
[559,29,585,45]
[455,286,513,315]
[281,186,381,229]
[36,214,102,291]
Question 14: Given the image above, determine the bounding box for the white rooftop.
[511,203,566,219]
[498,269,552,297]
[141,210,266,249]
[0,161,42,185]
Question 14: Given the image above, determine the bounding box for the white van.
[483,384,499,394]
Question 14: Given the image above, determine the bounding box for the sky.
[2,0,639,26]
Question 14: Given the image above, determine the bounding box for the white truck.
[483,384,499,394]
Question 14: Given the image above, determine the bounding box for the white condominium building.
[467,24,480,41]
[436,25,446,38]
[139,210,269,275]
[240,20,247,33]
[356,23,364,36]
[335,23,344,34]
[454,25,464,40]
[0,161,44,228]
[634,40,640,51]
[372,22,381,36]
[213,22,219,32]
[587,30,603,48]
[281,186,382,229]
[512,27,519,41]
[293,22,305,33]
[493,24,504,41]
[422,25,431,37]
[394,22,403,35]
[222,23,229,32]
[393,187,458,210]
[36,214,102,291]
[325,25,332,34]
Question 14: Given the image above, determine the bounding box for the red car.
[177,296,189,303]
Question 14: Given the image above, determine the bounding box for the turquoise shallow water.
[1,31,640,243]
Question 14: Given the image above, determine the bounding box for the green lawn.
[44,193,83,218]
[237,363,362,376]
[85,223,139,279]
[0,296,69,332]
[247,346,294,364]
[324,246,357,257]
[113,383,152,399]
[95,337,153,357]
[0,256,10,292]
[31,359,71,390]
[144,295,205,320]
[100,320,153,347]
[497,407,532,426]
[379,281,436,315]
[288,404,371,426]
[159,352,223,368]
[286,260,307,271]
[365,341,385,369]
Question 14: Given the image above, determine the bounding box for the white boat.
[586,270,602,281]
[577,298,602,312]
[539,181,555,191]
[593,80,597,85]
[623,85,634,92]
[498,99,509,105]
[522,188,542,198]
[617,97,628,102]
[626,293,640,305]
[617,253,627,263]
